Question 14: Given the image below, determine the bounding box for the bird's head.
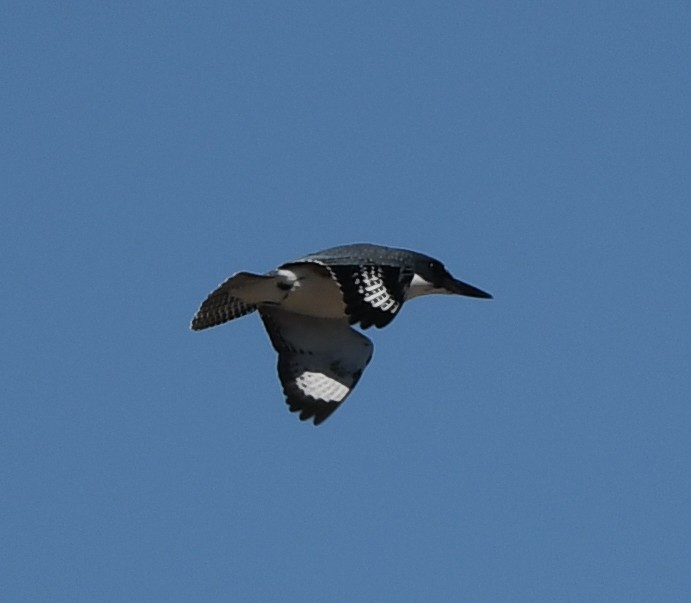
[409,254,493,300]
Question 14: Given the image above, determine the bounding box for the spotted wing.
[191,271,281,330]
[259,307,373,425]
[326,264,413,329]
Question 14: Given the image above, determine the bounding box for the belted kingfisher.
[191,243,492,425]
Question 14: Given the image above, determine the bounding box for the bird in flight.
[191,243,492,425]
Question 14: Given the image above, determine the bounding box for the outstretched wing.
[191,271,284,331]
[325,264,413,329]
[259,307,373,425]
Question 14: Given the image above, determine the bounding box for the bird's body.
[191,243,491,425]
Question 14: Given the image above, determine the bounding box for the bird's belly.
[277,264,347,319]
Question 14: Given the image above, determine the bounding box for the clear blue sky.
[2,2,690,601]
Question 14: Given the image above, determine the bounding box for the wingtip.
[288,397,341,426]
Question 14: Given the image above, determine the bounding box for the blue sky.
[2,2,690,601]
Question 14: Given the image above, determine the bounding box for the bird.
[191,243,492,425]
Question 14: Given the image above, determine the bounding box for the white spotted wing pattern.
[326,264,413,328]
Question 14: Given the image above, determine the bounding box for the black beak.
[443,277,493,299]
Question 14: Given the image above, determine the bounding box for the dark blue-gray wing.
[260,307,373,425]
[290,244,417,328]
[324,264,413,329]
